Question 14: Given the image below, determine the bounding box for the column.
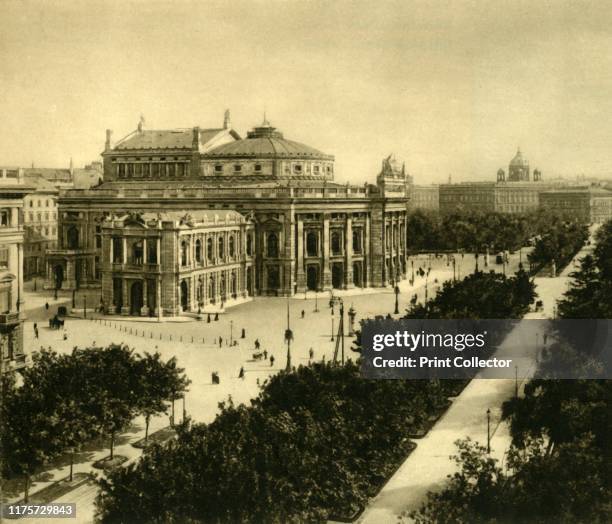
[322,214,331,289]
[157,277,162,320]
[141,279,148,315]
[296,219,305,292]
[156,237,161,265]
[122,237,127,264]
[109,237,114,263]
[142,238,147,265]
[121,279,129,315]
[345,215,354,288]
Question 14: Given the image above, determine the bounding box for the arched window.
[306,231,318,256]
[352,229,362,254]
[229,235,235,258]
[195,239,202,263]
[331,231,342,255]
[66,226,79,249]
[267,232,278,258]
[207,237,213,261]
[218,236,225,259]
[181,240,188,267]
[246,234,253,256]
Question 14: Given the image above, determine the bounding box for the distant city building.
[540,186,612,224]
[408,185,439,211]
[440,149,561,214]
[23,174,59,279]
[46,113,411,317]
[0,168,33,373]
[25,159,103,190]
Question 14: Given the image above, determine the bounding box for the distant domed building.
[46,112,411,317]
[508,148,530,181]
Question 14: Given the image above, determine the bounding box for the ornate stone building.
[46,113,410,317]
[0,168,33,372]
[440,149,556,214]
[100,210,253,317]
[540,186,612,224]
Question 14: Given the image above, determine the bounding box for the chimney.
[223,109,231,130]
[69,157,74,176]
[105,129,112,151]
[192,127,200,149]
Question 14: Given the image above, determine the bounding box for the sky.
[1,0,612,184]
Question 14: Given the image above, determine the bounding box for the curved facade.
[47,114,411,317]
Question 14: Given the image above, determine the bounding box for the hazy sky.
[1,0,612,184]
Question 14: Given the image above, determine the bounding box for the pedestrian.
[207,313,211,323]
[238,366,244,379]
[301,310,305,319]
[270,355,275,367]
[255,338,260,350]
[214,313,219,321]
[34,323,39,339]
[263,349,268,360]
[219,336,223,348]
[241,328,246,338]
[63,331,68,340]
[309,347,314,360]
[45,302,49,311]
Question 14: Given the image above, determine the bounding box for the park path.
[357,236,596,524]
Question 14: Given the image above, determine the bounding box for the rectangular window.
[0,247,8,269]
[0,210,9,226]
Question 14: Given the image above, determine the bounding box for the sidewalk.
[357,238,594,524]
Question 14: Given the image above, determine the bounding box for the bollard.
[160,333,162,340]
[191,336,194,343]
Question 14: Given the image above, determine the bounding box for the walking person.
[254,338,260,350]
[45,302,49,311]
[270,355,275,367]
[219,336,223,348]
[309,347,314,361]
[263,349,268,360]
[33,323,39,339]
[238,366,244,379]
[301,310,305,319]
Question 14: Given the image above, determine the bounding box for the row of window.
[30,225,57,236]
[181,234,253,267]
[27,199,55,208]
[116,162,189,178]
[303,230,364,257]
[26,211,57,222]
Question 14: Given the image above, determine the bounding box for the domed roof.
[205,120,333,160]
[509,148,528,167]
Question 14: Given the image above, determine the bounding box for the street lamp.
[314,291,319,313]
[486,408,491,453]
[83,295,87,319]
[514,366,519,399]
[394,284,400,315]
[229,320,233,346]
[72,289,76,309]
[347,305,356,336]
[285,300,293,372]
[331,316,335,341]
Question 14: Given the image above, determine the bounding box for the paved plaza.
[5,248,551,522]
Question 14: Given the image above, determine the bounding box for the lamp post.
[452,256,456,281]
[515,366,519,399]
[486,408,491,453]
[314,291,319,313]
[284,300,293,372]
[230,320,233,346]
[394,284,400,315]
[72,289,76,309]
[331,316,335,342]
[348,305,356,336]
[83,295,87,319]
